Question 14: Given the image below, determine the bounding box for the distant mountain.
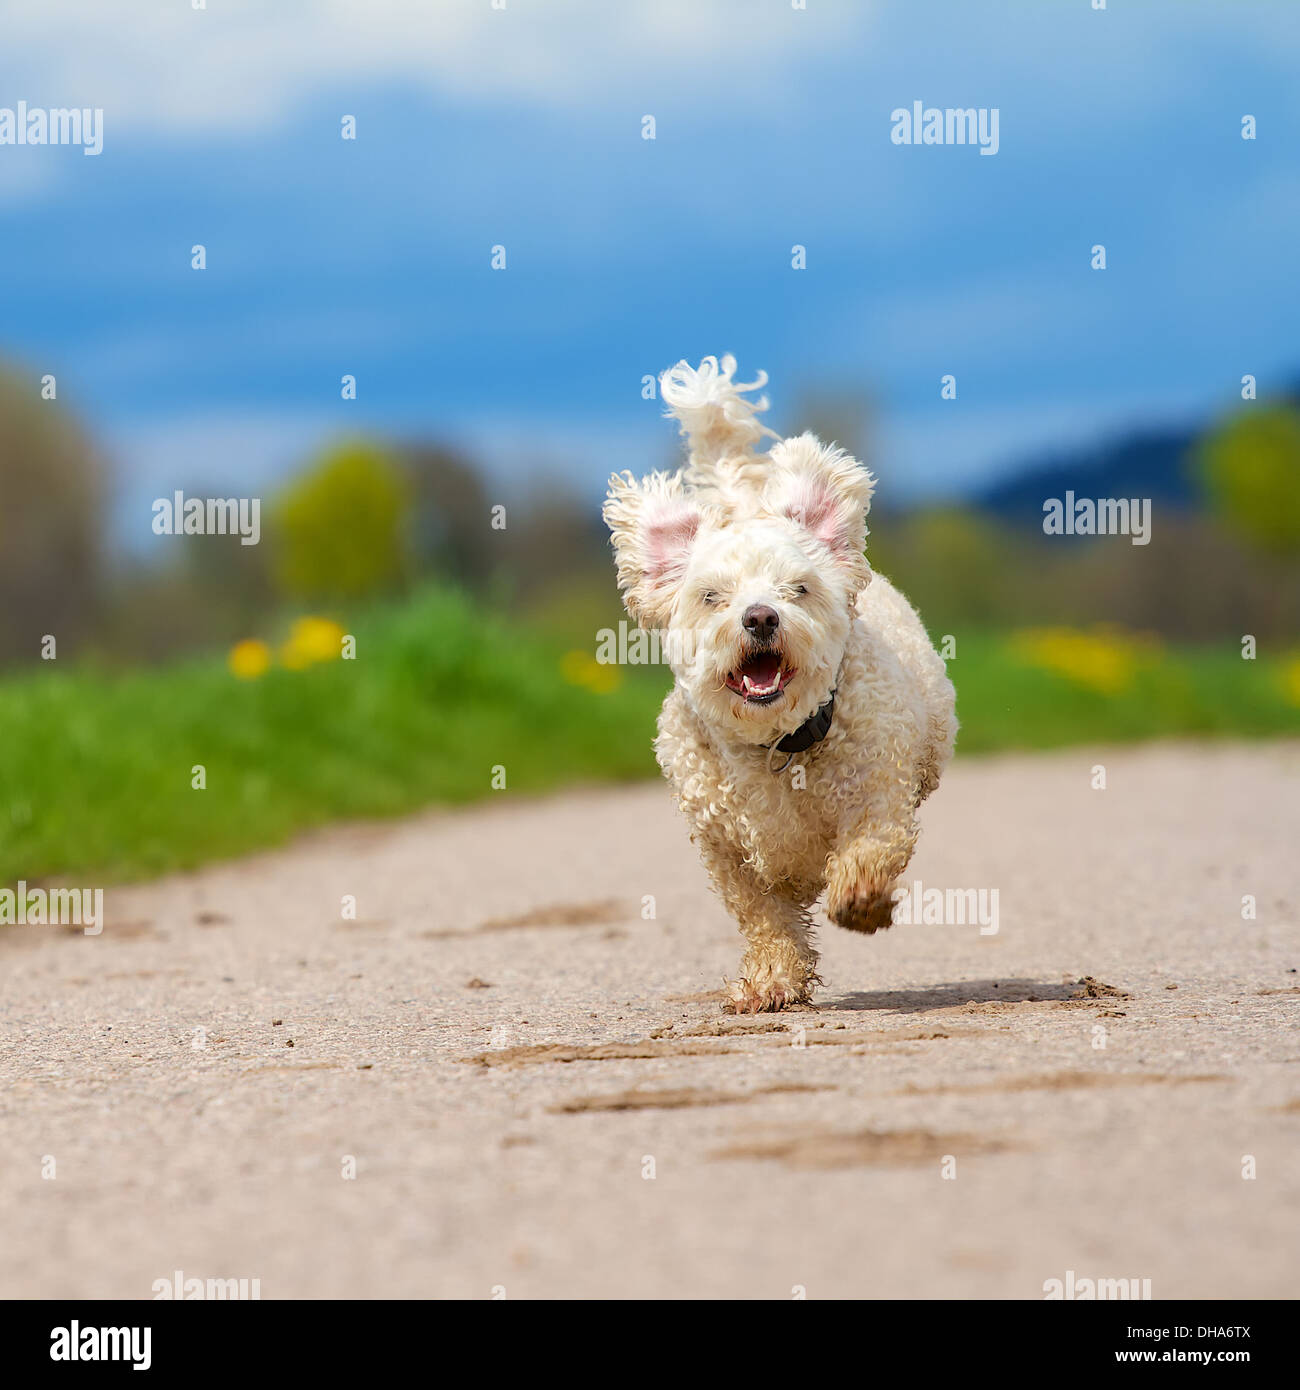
[974,426,1203,530]
[971,377,1300,530]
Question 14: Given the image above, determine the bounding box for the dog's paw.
[828,883,895,935]
[725,979,796,1014]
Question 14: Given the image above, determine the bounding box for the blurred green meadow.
[2,587,1296,885]
[0,588,666,885]
[0,372,1297,886]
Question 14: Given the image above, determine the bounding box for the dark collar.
[771,690,836,755]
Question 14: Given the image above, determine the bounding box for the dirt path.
[2,742,1298,1299]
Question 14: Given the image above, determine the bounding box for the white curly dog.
[605,355,957,1013]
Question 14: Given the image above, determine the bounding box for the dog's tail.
[661,355,778,493]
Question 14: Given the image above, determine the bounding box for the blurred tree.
[271,440,411,601]
[176,491,275,610]
[401,443,492,591]
[0,369,105,666]
[869,508,1020,629]
[501,486,612,614]
[793,387,875,467]
[1198,406,1300,556]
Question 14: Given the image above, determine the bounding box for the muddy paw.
[829,884,895,935]
[724,981,792,1014]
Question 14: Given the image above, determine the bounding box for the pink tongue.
[742,653,782,685]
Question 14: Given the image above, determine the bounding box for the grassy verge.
[0,588,666,885]
[954,626,1298,752]
[0,595,1294,885]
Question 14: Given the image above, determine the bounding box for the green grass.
[0,592,1294,886]
[953,632,1299,752]
[0,588,666,885]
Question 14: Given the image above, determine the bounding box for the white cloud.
[1,0,874,136]
[0,144,59,203]
[3,0,1295,152]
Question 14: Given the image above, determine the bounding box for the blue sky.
[1,0,1298,542]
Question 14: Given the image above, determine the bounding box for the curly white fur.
[660,353,780,503]
[605,355,957,1012]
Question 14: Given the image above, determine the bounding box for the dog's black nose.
[742,604,780,638]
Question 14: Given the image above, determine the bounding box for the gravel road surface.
[2,742,1297,1299]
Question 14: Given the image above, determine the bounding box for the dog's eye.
[794,584,809,597]
[701,590,719,606]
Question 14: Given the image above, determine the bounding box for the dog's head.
[604,431,875,746]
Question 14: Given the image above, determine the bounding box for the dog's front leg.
[693,829,820,1012]
[825,786,920,936]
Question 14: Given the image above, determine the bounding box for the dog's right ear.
[603,471,702,628]
[764,433,875,592]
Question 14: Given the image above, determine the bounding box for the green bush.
[0,368,105,665]
[1198,406,1300,557]
[271,440,412,600]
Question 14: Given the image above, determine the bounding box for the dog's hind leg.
[912,745,941,808]
[912,707,955,807]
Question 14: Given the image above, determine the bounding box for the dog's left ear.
[603,470,703,628]
[765,433,875,590]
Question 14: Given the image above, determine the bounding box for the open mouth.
[724,651,797,705]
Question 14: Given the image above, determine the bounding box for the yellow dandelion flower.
[560,650,592,685]
[583,662,623,694]
[1006,625,1160,696]
[280,616,346,669]
[1280,655,1300,709]
[228,638,272,681]
[561,649,623,694]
